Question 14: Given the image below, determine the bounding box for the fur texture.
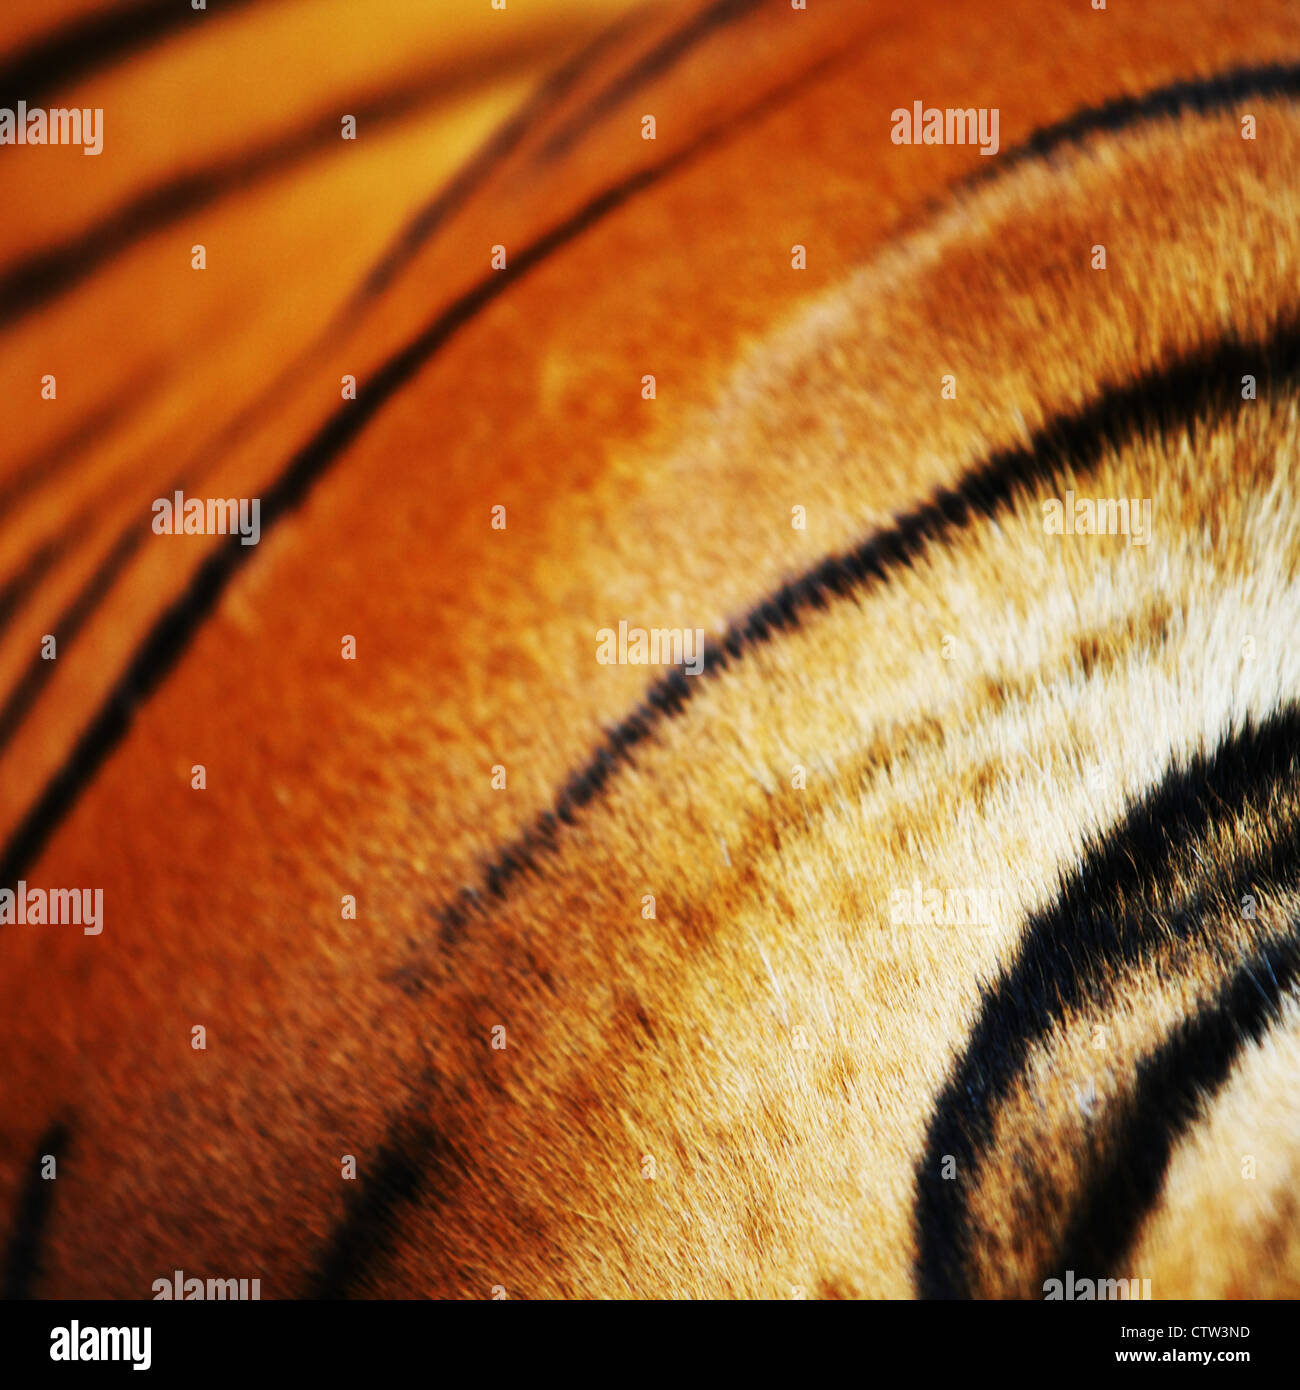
[0,0,1298,1299]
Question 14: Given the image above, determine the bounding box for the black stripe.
[0,394,132,517]
[972,60,1300,186]
[350,9,648,307]
[0,21,642,749]
[914,708,1300,1299]
[0,13,641,670]
[0,470,144,650]
[5,55,1294,802]
[0,534,65,639]
[0,8,643,541]
[891,61,1300,241]
[4,52,1292,542]
[0,520,146,757]
[0,39,583,328]
[0,0,750,327]
[0,0,256,109]
[1046,929,1300,1289]
[0,9,705,768]
[308,1129,445,1300]
[307,1081,454,1300]
[425,325,1300,947]
[0,49,847,890]
[2,1120,70,1300]
[537,0,764,162]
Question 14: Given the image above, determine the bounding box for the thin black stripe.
[0,520,145,756]
[0,0,755,327]
[2,1120,70,1300]
[0,4,736,755]
[971,60,1300,186]
[1046,928,1300,1289]
[892,60,1300,242]
[0,470,141,648]
[0,394,131,517]
[0,12,643,532]
[0,0,256,108]
[298,79,1299,1289]
[915,708,1300,1299]
[0,47,850,890]
[0,39,586,328]
[350,8,648,307]
[537,0,765,162]
[4,54,1293,555]
[0,23,642,748]
[426,325,1300,946]
[0,534,65,640]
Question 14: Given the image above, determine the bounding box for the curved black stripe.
[0,20,644,737]
[970,60,1300,186]
[322,329,1300,1294]
[0,0,766,328]
[2,1120,70,1300]
[4,53,1291,528]
[0,6,723,759]
[0,0,255,109]
[424,325,1300,946]
[5,56,1295,758]
[0,47,850,890]
[915,708,1300,1299]
[892,61,1300,243]
[1046,928,1300,1290]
